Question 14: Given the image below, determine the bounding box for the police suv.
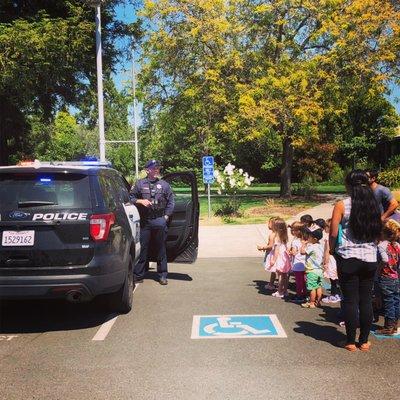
[0,160,199,313]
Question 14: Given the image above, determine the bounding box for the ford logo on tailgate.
[9,211,31,220]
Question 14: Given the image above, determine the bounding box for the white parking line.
[92,283,140,341]
[92,315,118,341]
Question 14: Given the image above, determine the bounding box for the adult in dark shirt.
[366,169,400,222]
[130,160,175,285]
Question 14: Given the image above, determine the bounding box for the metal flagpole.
[95,4,106,162]
[131,50,139,179]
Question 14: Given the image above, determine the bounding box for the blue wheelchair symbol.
[202,156,214,167]
[191,315,287,339]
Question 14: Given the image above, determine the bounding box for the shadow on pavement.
[252,278,298,296]
[145,271,193,282]
[0,298,112,334]
[252,279,270,295]
[293,320,346,347]
[316,305,342,325]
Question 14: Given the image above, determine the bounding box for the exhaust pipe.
[66,290,84,303]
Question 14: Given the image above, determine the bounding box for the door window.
[99,173,119,210]
[112,174,130,204]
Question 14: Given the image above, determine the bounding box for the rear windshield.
[0,172,92,210]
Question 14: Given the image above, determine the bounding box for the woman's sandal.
[359,342,371,352]
[301,302,316,309]
[344,344,357,352]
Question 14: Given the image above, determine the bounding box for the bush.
[292,176,317,199]
[213,163,254,218]
[326,162,345,184]
[387,154,400,170]
[378,169,400,188]
[214,198,241,217]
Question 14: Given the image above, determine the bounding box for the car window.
[0,172,91,210]
[98,172,120,210]
[113,174,130,203]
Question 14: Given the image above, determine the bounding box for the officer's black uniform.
[130,161,174,283]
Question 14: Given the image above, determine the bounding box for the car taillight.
[90,213,115,241]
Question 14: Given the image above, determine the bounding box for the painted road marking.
[0,335,18,341]
[191,314,287,339]
[92,282,140,341]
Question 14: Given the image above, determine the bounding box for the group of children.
[257,214,400,335]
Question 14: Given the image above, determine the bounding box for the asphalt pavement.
[1,199,399,400]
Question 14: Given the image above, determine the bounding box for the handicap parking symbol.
[191,315,287,339]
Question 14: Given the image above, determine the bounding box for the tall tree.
[138,0,248,172]
[0,0,133,164]
[232,0,400,195]
[138,0,400,195]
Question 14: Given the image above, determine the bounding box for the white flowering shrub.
[213,163,255,217]
[214,163,254,195]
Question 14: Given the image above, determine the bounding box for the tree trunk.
[280,136,294,197]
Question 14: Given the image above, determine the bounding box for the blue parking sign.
[191,315,287,339]
[202,156,214,184]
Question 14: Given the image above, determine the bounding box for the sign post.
[202,156,215,219]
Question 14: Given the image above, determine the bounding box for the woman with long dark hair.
[329,170,382,351]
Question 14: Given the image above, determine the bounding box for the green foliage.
[214,198,242,219]
[138,0,400,196]
[292,176,318,199]
[386,154,400,169]
[0,1,136,165]
[326,93,400,168]
[378,169,400,188]
[326,163,346,185]
[42,112,82,160]
[294,142,337,182]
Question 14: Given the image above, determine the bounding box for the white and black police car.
[0,160,199,313]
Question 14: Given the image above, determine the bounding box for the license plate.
[2,231,35,247]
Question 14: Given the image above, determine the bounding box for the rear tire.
[108,259,134,314]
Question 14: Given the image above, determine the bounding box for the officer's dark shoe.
[159,278,168,285]
[134,278,144,284]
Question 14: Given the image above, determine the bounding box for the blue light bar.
[80,161,112,166]
[40,178,52,183]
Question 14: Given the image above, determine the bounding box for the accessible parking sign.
[191,315,287,339]
[202,156,215,184]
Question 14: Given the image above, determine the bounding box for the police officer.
[130,160,175,285]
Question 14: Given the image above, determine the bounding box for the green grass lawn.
[199,195,322,225]
[171,182,343,225]
[193,183,345,196]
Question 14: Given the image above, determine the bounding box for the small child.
[258,217,278,290]
[376,219,400,335]
[264,218,291,298]
[289,221,307,302]
[318,218,340,304]
[301,228,324,308]
[300,214,313,228]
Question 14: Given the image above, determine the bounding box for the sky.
[113,2,400,115]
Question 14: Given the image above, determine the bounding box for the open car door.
[148,171,199,263]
